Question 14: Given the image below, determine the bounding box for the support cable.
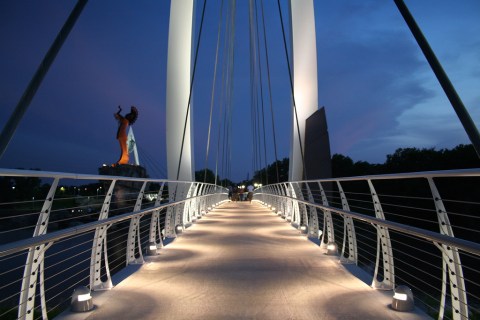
[260,0,280,183]
[394,0,480,159]
[217,0,236,185]
[249,0,262,182]
[0,0,89,158]
[276,0,308,180]
[215,2,231,185]
[226,2,236,181]
[254,0,269,185]
[204,0,225,183]
[176,0,208,181]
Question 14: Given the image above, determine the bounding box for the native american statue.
[114,106,138,165]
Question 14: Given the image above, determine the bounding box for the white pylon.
[166,0,195,182]
[288,0,319,181]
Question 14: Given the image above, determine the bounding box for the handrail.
[255,193,480,257]
[0,167,198,184]
[0,168,228,320]
[0,194,221,258]
[255,168,480,320]
[291,167,480,183]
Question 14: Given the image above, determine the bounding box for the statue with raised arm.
[114,105,138,165]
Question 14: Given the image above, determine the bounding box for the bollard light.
[70,286,93,312]
[175,224,183,235]
[392,285,414,312]
[326,242,338,255]
[146,241,158,256]
[300,225,308,235]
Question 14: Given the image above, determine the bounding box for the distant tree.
[195,168,218,184]
[442,144,479,169]
[384,145,480,173]
[253,158,289,184]
[331,154,355,177]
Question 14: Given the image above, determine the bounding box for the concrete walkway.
[65,201,429,320]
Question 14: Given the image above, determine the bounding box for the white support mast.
[288,0,319,181]
[166,0,195,182]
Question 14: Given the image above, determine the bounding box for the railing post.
[318,182,335,251]
[294,182,309,229]
[165,182,178,237]
[282,183,290,220]
[90,180,116,291]
[305,183,319,238]
[273,184,282,213]
[18,178,59,320]
[336,181,358,264]
[183,182,196,226]
[367,180,395,291]
[288,182,302,227]
[126,181,147,265]
[427,178,468,320]
[148,182,166,250]
[196,183,206,216]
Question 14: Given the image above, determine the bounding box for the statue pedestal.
[98,164,148,212]
[98,164,147,178]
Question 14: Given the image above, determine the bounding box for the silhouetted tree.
[253,158,289,184]
[195,168,218,184]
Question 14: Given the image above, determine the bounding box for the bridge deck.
[62,201,429,320]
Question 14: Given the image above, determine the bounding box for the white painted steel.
[166,0,195,182]
[336,181,358,264]
[368,180,395,291]
[0,168,226,320]
[288,0,319,181]
[90,180,116,291]
[18,178,58,320]
[255,169,480,320]
[318,181,335,250]
[427,178,468,320]
[126,181,147,265]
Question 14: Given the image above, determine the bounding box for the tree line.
[252,144,479,184]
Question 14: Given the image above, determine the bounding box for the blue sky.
[0,0,479,182]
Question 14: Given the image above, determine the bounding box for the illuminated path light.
[60,202,429,319]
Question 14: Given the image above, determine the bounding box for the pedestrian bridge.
[59,201,426,320]
[1,168,479,320]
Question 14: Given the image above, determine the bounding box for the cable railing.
[254,168,480,320]
[0,168,227,320]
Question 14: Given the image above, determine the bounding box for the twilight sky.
[0,0,479,182]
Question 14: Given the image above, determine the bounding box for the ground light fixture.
[392,285,414,311]
[326,241,338,255]
[71,286,93,312]
[300,225,308,234]
[175,224,183,235]
[146,241,158,256]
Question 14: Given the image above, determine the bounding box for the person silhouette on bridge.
[114,105,138,165]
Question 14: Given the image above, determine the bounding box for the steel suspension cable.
[275,0,308,180]
[259,0,280,183]
[217,0,236,185]
[204,0,225,183]
[215,2,231,185]
[175,0,208,181]
[254,0,269,185]
[0,0,89,158]
[249,0,262,182]
[226,2,236,181]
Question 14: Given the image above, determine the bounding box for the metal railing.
[254,169,480,320]
[0,168,227,320]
